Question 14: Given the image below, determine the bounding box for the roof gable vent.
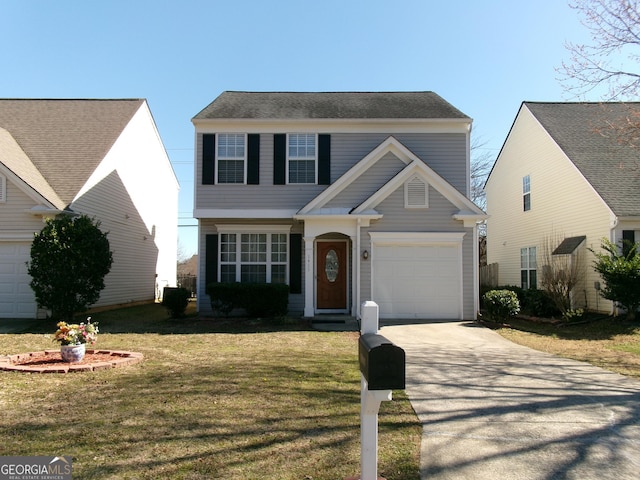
[405,175,428,208]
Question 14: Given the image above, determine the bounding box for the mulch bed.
[0,349,143,373]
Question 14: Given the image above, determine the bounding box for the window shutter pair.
[201,134,260,185]
[273,134,331,185]
[205,233,302,294]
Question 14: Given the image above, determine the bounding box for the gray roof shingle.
[0,99,144,207]
[193,91,470,121]
[525,102,640,217]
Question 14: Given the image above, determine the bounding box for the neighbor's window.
[520,246,537,289]
[622,230,637,258]
[288,133,317,184]
[219,232,287,284]
[523,174,531,211]
[217,133,246,184]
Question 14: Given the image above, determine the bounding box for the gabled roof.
[0,127,64,208]
[524,102,640,217]
[0,99,145,207]
[193,91,470,121]
[298,136,485,222]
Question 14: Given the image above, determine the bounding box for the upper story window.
[217,133,246,184]
[288,134,317,184]
[523,174,531,211]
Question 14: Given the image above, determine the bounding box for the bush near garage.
[483,289,521,321]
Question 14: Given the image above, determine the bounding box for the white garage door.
[0,242,37,318]
[372,244,462,319]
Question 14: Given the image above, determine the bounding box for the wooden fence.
[479,263,499,287]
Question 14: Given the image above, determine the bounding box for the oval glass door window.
[325,249,339,282]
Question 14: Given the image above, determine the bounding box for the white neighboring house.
[485,101,640,314]
[0,99,179,319]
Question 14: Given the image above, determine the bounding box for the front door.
[316,240,348,310]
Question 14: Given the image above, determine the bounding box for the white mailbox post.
[356,301,393,480]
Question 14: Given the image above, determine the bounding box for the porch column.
[351,235,359,317]
[303,236,315,317]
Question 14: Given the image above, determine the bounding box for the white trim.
[193,118,471,134]
[298,136,417,214]
[194,208,298,219]
[354,160,484,215]
[215,224,292,233]
[0,160,59,209]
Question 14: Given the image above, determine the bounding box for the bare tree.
[558,0,640,100]
[471,137,494,210]
[539,233,587,315]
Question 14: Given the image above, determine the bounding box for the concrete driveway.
[380,321,640,480]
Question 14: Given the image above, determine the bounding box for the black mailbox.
[358,333,405,390]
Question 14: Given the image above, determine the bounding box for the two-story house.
[0,99,179,319]
[192,91,486,321]
[485,101,640,314]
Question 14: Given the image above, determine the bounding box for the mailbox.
[358,333,405,390]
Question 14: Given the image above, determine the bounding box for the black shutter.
[247,134,260,185]
[318,134,331,185]
[205,234,218,286]
[202,134,215,185]
[289,233,302,294]
[274,134,286,185]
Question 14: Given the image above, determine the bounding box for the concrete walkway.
[380,321,640,480]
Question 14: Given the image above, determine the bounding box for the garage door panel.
[372,243,461,320]
[0,242,36,318]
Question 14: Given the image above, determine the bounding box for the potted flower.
[53,317,99,362]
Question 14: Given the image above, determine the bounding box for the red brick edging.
[0,349,143,373]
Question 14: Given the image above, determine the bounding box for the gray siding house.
[192,91,485,320]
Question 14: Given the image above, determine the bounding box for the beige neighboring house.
[485,101,640,314]
[0,99,179,319]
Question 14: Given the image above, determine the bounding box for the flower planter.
[60,344,86,363]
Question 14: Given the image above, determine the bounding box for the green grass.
[0,304,421,480]
[494,315,640,379]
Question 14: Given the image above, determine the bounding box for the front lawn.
[0,304,420,480]
[493,315,640,379]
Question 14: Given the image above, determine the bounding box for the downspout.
[473,222,480,320]
[356,217,362,318]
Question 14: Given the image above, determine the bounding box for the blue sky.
[1,0,591,257]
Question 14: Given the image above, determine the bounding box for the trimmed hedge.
[206,282,289,318]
